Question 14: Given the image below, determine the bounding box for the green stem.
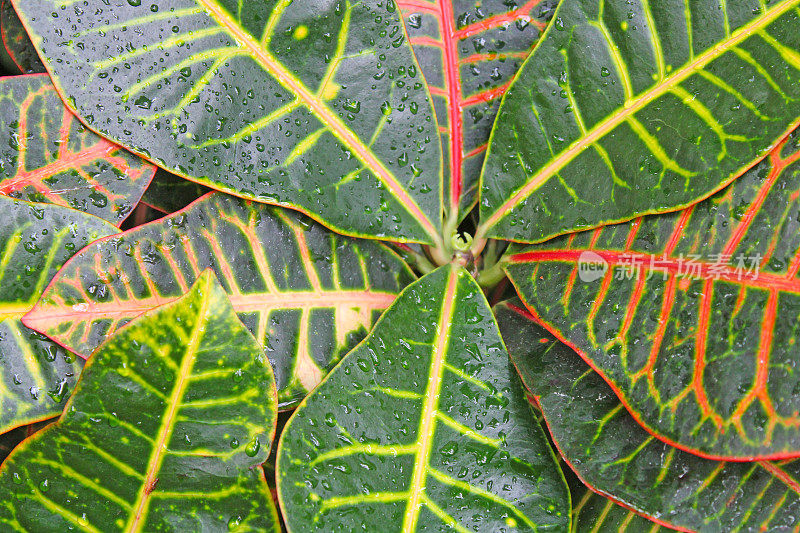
[476,259,507,289]
[392,244,437,275]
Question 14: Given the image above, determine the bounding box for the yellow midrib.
[479,0,800,233]
[193,0,440,243]
[401,267,458,531]
[125,281,209,531]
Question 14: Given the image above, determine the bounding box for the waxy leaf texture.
[278,266,569,532]
[399,0,556,221]
[505,133,800,459]
[480,0,800,243]
[24,194,415,408]
[0,196,114,435]
[499,302,800,532]
[13,0,446,244]
[0,272,280,531]
[0,75,156,225]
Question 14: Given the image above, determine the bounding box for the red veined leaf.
[23,194,415,408]
[0,75,156,225]
[498,301,800,532]
[398,0,556,222]
[503,131,800,460]
[477,0,800,244]
[0,0,44,75]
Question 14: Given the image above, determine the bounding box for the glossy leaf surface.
[505,134,800,459]
[479,0,800,242]
[0,271,279,531]
[278,266,569,532]
[498,301,800,532]
[13,0,446,244]
[571,485,676,533]
[399,0,556,220]
[0,75,156,225]
[25,194,415,408]
[0,0,44,75]
[140,169,210,214]
[0,196,114,435]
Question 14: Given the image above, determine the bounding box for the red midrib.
[507,249,800,293]
[0,142,116,193]
[440,1,464,214]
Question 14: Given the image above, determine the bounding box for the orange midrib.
[479,0,800,233]
[195,0,439,242]
[25,290,399,323]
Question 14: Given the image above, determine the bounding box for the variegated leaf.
[498,301,800,532]
[278,266,570,532]
[0,271,280,531]
[504,132,800,459]
[478,0,800,243]
[399,0,557,221]
[24,194,415,408]
[0,195,115,435]
[0,75,156,225]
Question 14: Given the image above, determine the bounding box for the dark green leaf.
[0,419,50,466]
[13,0,446,244]
[0,1,44,74]
[0,271,280,531]
[140,169,210,214]
[478,0,800,243]
[278,266,569,532]
[498,301,800,532]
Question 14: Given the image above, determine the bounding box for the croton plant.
[0,0,798,530]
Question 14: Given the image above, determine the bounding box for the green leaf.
[277,266,569,532]
[0,196,114,434]
[570,484,678,532]
[0,75,156,225]
[0,1,44,75]
[399,0,555,222]
[0,321,83,434]
[503,134,800,459]
[24,193,415,408]
[0,271,280,531]
[13,0,446,245]
[497,301,800,532]
[477,0,800,243]
[140,169,210,214]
